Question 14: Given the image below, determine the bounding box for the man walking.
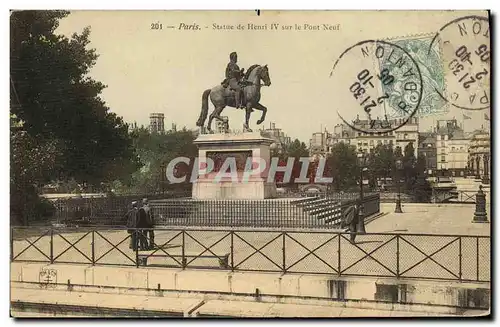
[141,198,156,250]
[125,201,139,251]
[344,202,361,243]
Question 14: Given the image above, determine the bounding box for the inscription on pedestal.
[207,150,253,172]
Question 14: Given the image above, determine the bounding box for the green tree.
[368,144,394,185]
[402,142,417,190]
[327,143,359,191]
[285,139,309,159]
[11,11,139,184]
[10,11,140,224]
[117,128,197,195]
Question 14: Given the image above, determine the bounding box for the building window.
[389,140,393,145]
[370,140,374,145]
[404,133,408,139]
[441,142,445,147]
[441,156,446,162]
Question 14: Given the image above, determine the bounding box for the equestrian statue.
[196,52,272,133]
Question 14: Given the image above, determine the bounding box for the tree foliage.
[10,11,140,185]
[327,143,359,191]
[10,11,140,224]
[112,128,198,195]
[367,144,394,184]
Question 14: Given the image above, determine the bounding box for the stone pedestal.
[192,132,277,200]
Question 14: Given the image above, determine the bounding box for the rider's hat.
[230,52,237,59]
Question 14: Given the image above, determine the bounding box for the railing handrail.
[10,226,490,238]
[11,227,490,283]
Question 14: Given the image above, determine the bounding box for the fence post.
[182,230,186,269]
[230,230,234,272]
[282,232,286,273]
[91,230,95,265]
[337,232,341,277]
[396,235,400,278]
[50,229,54,264]
[458,237,462,281]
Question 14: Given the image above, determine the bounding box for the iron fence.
[30,193,380,229]
[379,189,488,204]
[150,194,379,229]
[11,226,490,283]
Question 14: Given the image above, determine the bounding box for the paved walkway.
[369,203,490,236]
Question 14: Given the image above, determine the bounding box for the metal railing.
[30,193,380,230]
[150,194,380,229]
[11,227,490,283]
[379,189,489,204]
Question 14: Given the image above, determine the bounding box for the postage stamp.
[330,39,423,133]
[381,34,449,119]
[427,15,490,110]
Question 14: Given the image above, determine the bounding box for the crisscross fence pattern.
[11,227,490,283]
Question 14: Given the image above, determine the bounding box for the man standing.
[225,52,245,109]
[136,204,149,251]
[344,202,361,243]
[141,198,155,250]
[125,201,139,251]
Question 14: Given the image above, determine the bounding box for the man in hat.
[225,52,245,109]
[141,198,155,250]
[343,201,361,243]
[125,201,139,250]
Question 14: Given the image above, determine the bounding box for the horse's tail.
[196,89,211,127]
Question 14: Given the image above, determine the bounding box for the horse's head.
[259,64,271,86]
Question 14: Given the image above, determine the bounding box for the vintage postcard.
[10,10,491,318]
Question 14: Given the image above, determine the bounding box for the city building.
[262,122,291,154]
[418,133,437,176]
[149,113,165,134]
[435,119,471,177]
[314,117,419,157]
[468,130,490,182]
[309,129,332,157]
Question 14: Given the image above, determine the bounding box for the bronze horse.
[196,64,271,133]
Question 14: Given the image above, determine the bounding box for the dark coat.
[142,204,155,227]
[125,208,138,232]
[136,207,149,228]
[343,205,359,226]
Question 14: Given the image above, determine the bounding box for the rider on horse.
[224,52,245,109]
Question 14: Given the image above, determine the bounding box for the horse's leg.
[243,102,253,132]
[207,93,225,132]
[253,102,267,125]
[208,106,225,133]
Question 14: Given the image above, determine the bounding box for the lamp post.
[475,156,481,179]
[395,158,403,213]
[482,154,490,184]
[357,151,368,234]
[160,164,166,196]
